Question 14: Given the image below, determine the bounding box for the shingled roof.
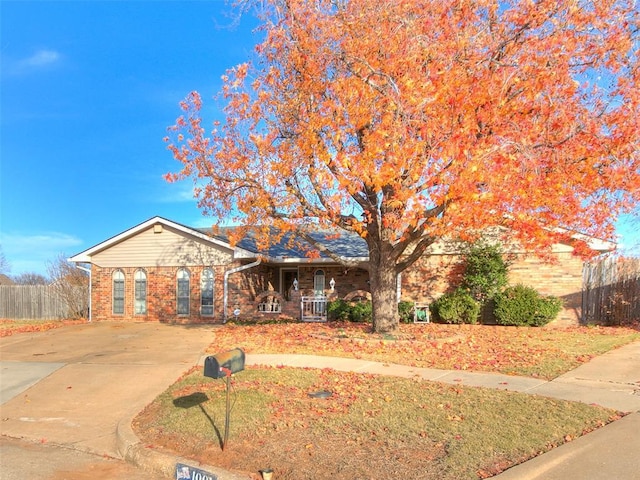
[69,216,614,266]
[68,216,370,264]
[202,226,370,260]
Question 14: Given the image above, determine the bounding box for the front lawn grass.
[134,366,622,480]
[206,322,640,380]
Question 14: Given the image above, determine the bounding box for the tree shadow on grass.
[173,392,223,449]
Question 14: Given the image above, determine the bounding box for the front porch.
[253,290,334,322]
[233,264,371,322]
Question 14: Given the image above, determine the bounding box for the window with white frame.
[314,269,325,296]
[177,268,190,315]
[201,268,214,316]
[112,270,125,315]
[134,269,147,315]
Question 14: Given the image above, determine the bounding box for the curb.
[116,415,251,480]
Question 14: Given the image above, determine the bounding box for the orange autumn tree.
[166,0,639,333]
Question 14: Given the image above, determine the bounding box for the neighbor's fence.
[582,257,640,325]
[0,285,85,320]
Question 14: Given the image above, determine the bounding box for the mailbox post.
[203,348,245,450]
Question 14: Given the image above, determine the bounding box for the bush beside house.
[494,285,563,327]
[328,300,422,324]
[430,288,480,324]
[461,243,509,303]
[430,244,563,327]
[327,299,372,322]
[398,301,415,323]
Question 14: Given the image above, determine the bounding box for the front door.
[281,269,298,300]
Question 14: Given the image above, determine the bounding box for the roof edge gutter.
[223,258,262,323]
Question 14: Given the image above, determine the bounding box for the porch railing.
[301,295,327,322]
[258,300,282,313]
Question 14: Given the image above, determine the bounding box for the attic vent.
[153,224,163,234]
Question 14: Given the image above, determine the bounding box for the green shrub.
[327,299,372,322]
[327,299,351,321]
[494,285,562,327]
[398,301,414,323]
[532,296,564,327]
[350,301,372,322]
[461,243,509,303]
[431,288,480,324]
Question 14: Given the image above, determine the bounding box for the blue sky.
[0,1,638,277]
[1,1,261,276]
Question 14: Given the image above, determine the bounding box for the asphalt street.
[0,435,167,480]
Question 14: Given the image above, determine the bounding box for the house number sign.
[176,463,218,480]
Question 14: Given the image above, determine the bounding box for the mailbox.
[204,348,245,379]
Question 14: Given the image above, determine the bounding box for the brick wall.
[91,265,227,324]
[401,254,466,303]
[92,252,585,325]
[507,252,584,325]
[401,251,584,325]
[296,265,370,297]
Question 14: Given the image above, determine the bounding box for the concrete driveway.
[0,322,215,459]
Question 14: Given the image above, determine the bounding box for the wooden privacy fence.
[582,257,640,325]
[0,285,85,320]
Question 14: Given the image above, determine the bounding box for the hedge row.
[429,285,561,326]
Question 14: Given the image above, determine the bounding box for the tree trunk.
[369,259,399,333]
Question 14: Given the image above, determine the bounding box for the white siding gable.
[91,224,233,268]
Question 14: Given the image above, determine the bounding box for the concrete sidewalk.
[241,341,640,480]
[244,341,640,412]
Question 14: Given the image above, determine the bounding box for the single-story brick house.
[68,216,614,326]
